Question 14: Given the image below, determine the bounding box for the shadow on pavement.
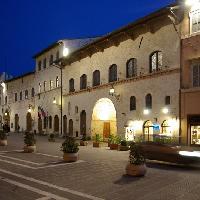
[114,174,144,185]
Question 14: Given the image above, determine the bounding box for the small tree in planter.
[80,134,87,146]
[0,130,7,146]
[110,135,121,150]
[48,133,55,142]
[125,142,147,177]
[93,134,101,148]
[61,136,79,162]
[23,132,36,153]
[118,139,129,151]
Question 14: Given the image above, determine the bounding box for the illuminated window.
[191,125,200,145]
[25,90,28,99]
[80,74,87,90]
[126,58,137,78]
[109,64,117,82]
[192,64,200,87]
[93,70,100,86]
[50,80,53,90]
[150,51,162,73]
[56,77,59,87]
[190,10,200,34]
[69,78,75,92]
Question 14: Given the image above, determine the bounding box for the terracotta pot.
[110,143,119,150]
[80,141,88,146]
[125,163,147,177]
[0,140,7,146]
[63,153,78,162]
[93,142,100,147]
[23,145,36,153]
[118,145,129,151]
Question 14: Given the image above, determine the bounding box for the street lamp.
[52,45,69,136]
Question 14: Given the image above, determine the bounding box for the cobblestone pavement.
[0,133,200,200]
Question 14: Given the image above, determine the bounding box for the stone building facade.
[0,2,187,144]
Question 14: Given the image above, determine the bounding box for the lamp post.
[53,46,69,136]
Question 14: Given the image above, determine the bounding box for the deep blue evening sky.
[0,0,175,78]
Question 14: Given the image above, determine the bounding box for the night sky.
[0,0,175,78]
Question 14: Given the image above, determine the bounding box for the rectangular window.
[15,93,17,102]
[39,83,41,93]
[43,58,46,69]
[50,80,53,90]
[191,125,200,145]
[192,64,200,87]
[20,91,22,100]
[38,61,42,71]
[190,10,200,34]
[44,81,46,91]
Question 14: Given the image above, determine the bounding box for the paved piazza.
[0,133,200,200]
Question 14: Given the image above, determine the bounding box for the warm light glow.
[162,107,169,114]
[28,108,31,113]
[53,98,56,104]
[179,151,200,157]
[4,112,7,116]
[109,88,115,95]
[143,109,150,115]
[185,0,199,6]
[63,47,69,57]
[1,82,6,93]
[125,127,135,141]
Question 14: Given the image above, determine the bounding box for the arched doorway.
[69,119,73,136]
[63,115,67,136]
[3,111,10,128]
[15,114,19,132]
[143,120,153,141]
[54,115,59,133]
[26,112,32,132]
[80,110,86,136]
[91,98,117,141]
[38,117,42,133]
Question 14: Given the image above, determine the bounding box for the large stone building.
[1,1,199,146]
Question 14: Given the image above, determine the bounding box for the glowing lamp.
[28,108,31,113]
[185,0,199,6]
[4,112,8,116]
[143,109,150,115]
[109,88,115,96]
[63,47,69,57]
[162,108,169,114]
[53,97,56,104]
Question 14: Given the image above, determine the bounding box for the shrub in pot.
[110,135,121,150]
[80,134,88,146]
[0,130,7,146]
[48,133,55,142]
[61,136,79,162]
[125,142,147,176]
[118,139,129,151]
[93,134,101,147]
[23,132,36,153]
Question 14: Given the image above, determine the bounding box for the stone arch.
[91,98,117,140]
[80,110,86,136]
[143,120,153,141]
[26,112,32,132]
[54,115,59,133]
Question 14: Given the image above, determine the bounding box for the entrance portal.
[143,120,153,141]
[91,98,117,140]
[26,112,32,132]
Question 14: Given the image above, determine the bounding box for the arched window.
[49,55,53,65]
[49,116,52,129]
[109,64,117,82]
[43,117,47,129]
[130,96,136,111]
[150,51,162,73]
[80,74,87,90]
[31,88,35,97]
[69,78,75,92]
[126,58,137,78]
[145,94,152,109]
[25,90,28,99]
[56,76,59,87]
[93,70,100,86]
[80,110,86,135]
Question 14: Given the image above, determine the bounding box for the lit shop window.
[190,9,200,34]
[191,125,200,145]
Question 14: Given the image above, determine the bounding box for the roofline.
[32,36,102,59]
[5,71,35,83]
[62,2,178,63]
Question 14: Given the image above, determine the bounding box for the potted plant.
[125,142,147,176]
[0,130,7,146]
[118,139,129,151]
[61,136,79,162]
[108,134,114,147]
[23,132,36,153]
[48,133,55,142]
[80,134,88,146]
[110,135,121,150]
[93,134,101,148]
